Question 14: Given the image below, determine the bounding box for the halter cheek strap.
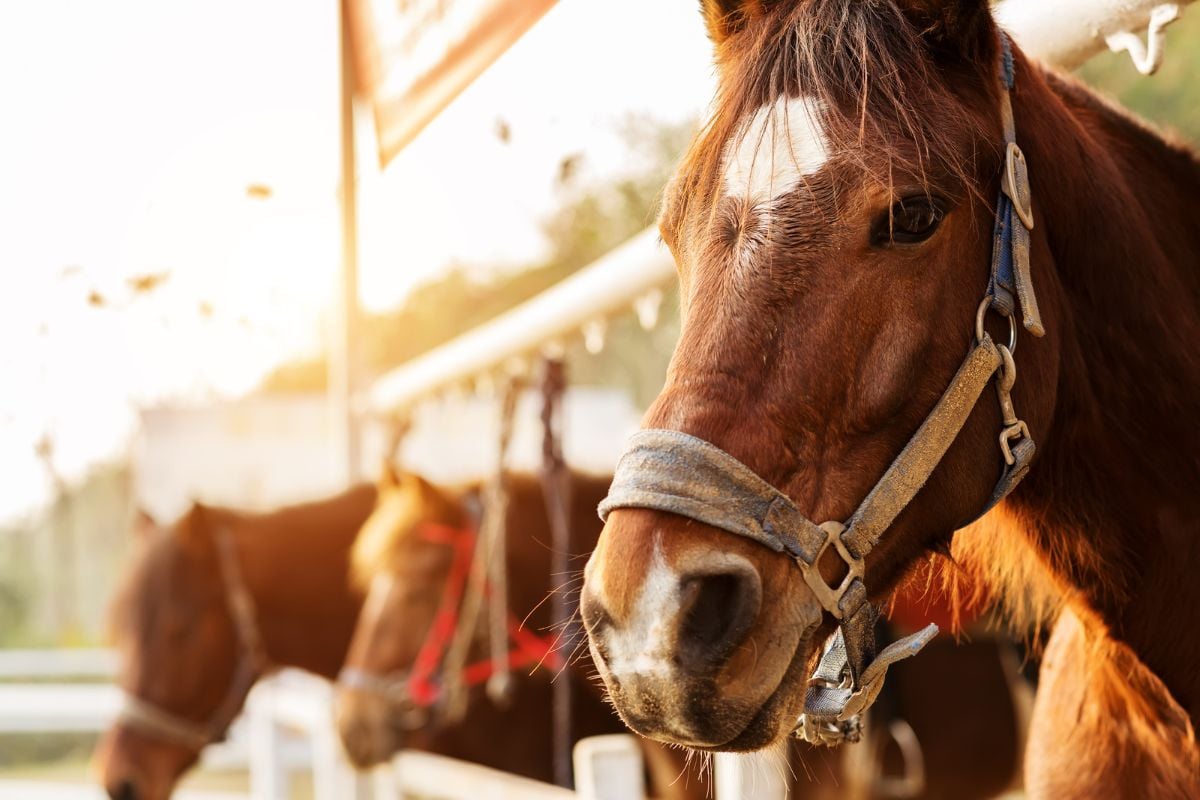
[117,525,273,751]
[598,31,1043,747]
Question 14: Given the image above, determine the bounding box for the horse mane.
[672,0,998,229]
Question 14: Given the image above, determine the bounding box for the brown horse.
[580,1,1200,797]
[334,468,711,799]
[94,486,375,800]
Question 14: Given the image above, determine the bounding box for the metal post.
[332,0,362,485]
[540,358,573,789]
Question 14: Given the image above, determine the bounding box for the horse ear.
[400,472,443,505]
[701,0,769,45]
[895,0,993,58]
[378,459,402,490]
[175,502,216,559]
[132,508,160,541]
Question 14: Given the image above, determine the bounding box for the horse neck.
[1011,59,1200,719]
[235,487,373,679]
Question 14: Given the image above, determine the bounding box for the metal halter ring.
[798,521,864,621]
[975,296,1017,354]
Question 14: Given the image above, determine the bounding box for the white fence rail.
[369,227,671,413]
[369,0,1195,417]
[0,655,646,800]
[995,0,1193,72]
[0,649,116,679]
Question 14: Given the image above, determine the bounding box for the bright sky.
[0,0,715,521]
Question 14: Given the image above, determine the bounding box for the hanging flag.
[344,0,557,167]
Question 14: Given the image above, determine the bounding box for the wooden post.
[540,358,573,789]
[331,0,363,485]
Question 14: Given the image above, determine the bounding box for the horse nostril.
[676,568,762,673]
[109,779,137,800]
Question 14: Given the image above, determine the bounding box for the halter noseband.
[599,32,1042,746]
[117,524,272,751]
[337,521,562,730]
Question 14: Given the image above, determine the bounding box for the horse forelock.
[670,0,999,236]
[350,478,475,590]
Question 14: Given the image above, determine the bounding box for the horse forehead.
[723,94,829,206]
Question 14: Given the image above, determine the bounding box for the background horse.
[580,1,1200,797]
[94,486,374,800]
[334,468,711,799]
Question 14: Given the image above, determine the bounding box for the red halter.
[396,521,562,708]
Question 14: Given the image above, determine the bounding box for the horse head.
[95,505,250,800]
[582,0,1061,751]
[334,465,483,767]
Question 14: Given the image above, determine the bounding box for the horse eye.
[872,197,946,246]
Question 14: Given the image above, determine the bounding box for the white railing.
[369,0,1194,417]
[0,648,117,679]
[0,654,645,800]
[995,0,1193,73]
[369,227,671,413]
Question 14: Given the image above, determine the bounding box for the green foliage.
[260,116,695,395]
[1077,11,1200,146]
[0,463,133,647]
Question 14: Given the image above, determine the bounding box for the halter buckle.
[799,521,864,620]
[1002,142,1034,231]
[999,421,1031,467]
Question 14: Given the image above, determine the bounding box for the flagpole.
[332,0,362,484]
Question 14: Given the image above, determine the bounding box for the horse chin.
[606,621,821,753]
[698,625,823,753]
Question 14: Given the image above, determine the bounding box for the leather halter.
[117,524,272,751]
[337,521,561,729]
[599,33,1042,746]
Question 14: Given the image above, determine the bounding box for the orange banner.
[344,0,557,167]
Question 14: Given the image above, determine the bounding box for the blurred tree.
[260,115,695,397]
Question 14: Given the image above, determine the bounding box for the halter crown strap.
[990,33,1044,337]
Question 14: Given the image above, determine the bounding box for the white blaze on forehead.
[724,94,829,205]
[601,537,681,678]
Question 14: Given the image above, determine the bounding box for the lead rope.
[539,357,574,789]
[440,379,518,721]
[486,382,518,705]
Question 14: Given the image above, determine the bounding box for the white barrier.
[369,227,671,413]
[388,751,578,800]
[715,746,791,800]
[995,0,1193,71]
[0,649,116,679]
[572,734,647,800]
